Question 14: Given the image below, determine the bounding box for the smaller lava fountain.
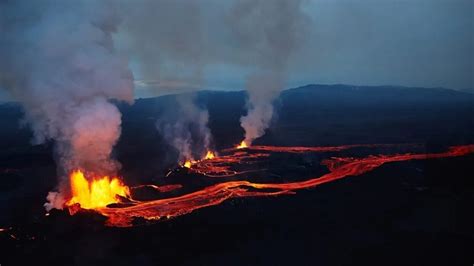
[204,151,216,160]
[236,141,248,149]
[182,150,217,168]
[182,160,196,169]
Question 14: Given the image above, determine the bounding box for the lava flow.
[182,150,217,168]
[66,170,130,210]
[68,143,473,227]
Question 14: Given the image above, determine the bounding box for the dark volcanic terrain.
[0,84,473,265]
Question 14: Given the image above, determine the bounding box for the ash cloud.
[0,1,134,209]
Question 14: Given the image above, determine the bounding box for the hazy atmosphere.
[1,0,472,102]
[0,1,473,265]
[124,0,474,96]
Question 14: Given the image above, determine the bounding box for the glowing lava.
[62,144,474,227]
[182,151,216,168]
[183,161,193,168]
[237,141,248,149]
[66,170,130,209]
[204,151,216,160]
[98,144,474,227]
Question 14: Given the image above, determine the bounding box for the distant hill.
[0,83,473,185]
[1,84,473,151]
[283,84,474,106]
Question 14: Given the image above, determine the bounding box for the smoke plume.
[228,0,308,145]
[117,0,308,150]
[118,1,212,159]
[118,0,205,88]
[0,0,309,210]
[0,1,134,209]
[156,95,211,162]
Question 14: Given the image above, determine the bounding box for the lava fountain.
[182,150,216,168]
[204,151,216,160]
[182,160,195,168]
[237,141,248,149]
[66,170,130,210]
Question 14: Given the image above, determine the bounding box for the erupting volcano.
[66,170,130,210]
[1,0,473,264]
[60,143,474,227]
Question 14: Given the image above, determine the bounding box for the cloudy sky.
[121,0,473,98]
[1,0,472,101]
[291,0,472,91]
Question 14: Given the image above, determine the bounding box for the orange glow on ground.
[66,170,130,209]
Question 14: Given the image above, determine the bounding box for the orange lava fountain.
[66,170,130,209]
[236,141,248,149]
[182,151,216,168]
[204,151,216,160]
[183,161,194,168]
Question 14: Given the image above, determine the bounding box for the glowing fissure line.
[98,145,474,227]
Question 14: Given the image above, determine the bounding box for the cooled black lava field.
[1,85,473,265]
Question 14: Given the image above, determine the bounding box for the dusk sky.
[1,0,472,101]
[121,0,473,97]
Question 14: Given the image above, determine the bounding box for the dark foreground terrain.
[0,84,473,265]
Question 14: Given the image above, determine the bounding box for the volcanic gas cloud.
[2,1,473,229]
[233,0,308,147]
[87,144,474,227]
[0,1,133,209]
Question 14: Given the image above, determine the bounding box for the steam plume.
[0,1,133,209]
[119,1,211,159]
[118,0,308,150]
[156,95,211,162]
[229,0,308,145]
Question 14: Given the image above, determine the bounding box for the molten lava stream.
[97,144,474,227]
[188,143,412,178]
[187,150,270,178]
[181,150,217,169]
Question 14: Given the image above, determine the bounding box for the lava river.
[80,144,474,227]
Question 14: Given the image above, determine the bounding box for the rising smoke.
[118,0,212,159]
[228,0,308,145]
[156,95,211,163]
[0,1,134,209]
[118,0,308,149]
[0,0,308,209]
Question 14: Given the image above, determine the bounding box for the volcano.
[0,85,473,265]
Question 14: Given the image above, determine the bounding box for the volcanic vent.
[57,143,474,227]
